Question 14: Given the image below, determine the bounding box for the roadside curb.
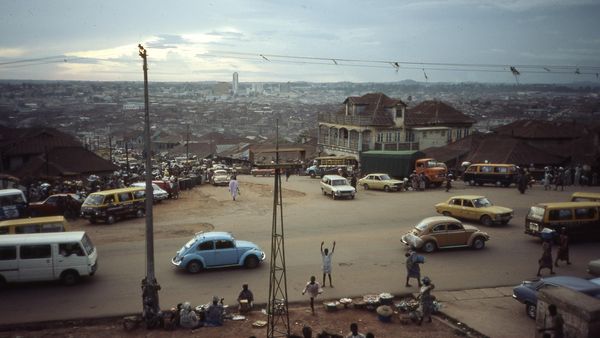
[0,292,488,337]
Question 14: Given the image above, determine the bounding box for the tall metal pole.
[186,124,190,161]
[267,119,290,338]
[138,44,161,329]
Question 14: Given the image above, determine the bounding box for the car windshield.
[415,220,430,231]
[81,233,95,255]
[83,194,104,205]
[332,179,347,186]
[427,161,447,169]
[473,197,492,208]
[184,237,197,249]
[380,174,391,180]
[528,206,545,221]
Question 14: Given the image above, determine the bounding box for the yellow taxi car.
[435,195,513,226]
[357,173,404,192]
[401,216,490,253]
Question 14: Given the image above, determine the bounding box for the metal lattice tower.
[266,120,298,338]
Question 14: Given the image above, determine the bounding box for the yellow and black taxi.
[80,187,145,224]
[525,201,600,238]
[463,163,518,187]
[435,195,513,226]
[570,192,600,203]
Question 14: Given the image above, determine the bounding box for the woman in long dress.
[228,175,239,201]
[418,276,435,325]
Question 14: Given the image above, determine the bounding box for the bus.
[0,216,67,235]
[305,156,358,178]
[0,189,28,220]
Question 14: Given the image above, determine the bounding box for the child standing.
[302,276,322,315]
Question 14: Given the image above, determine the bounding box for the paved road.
[1,176,599,327]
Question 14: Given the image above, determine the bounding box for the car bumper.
[171,256,183,268]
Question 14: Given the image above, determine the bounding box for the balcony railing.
[318,112,390,126]
[374,142,419,151]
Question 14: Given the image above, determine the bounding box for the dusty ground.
[2,302,473,338]
[2,180,475,337]
[68,181,305,245]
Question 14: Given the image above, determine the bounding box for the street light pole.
[138,44,161,329]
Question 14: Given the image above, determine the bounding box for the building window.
[441,130,446,137]
[405,131,415,142]
[385,132,393,143]
[376,132,384,143]
[396,108,402,119]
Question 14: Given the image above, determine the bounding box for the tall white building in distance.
[232,72,239,96]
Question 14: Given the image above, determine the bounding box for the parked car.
[130,182,169,203]
[153,180,179,199]
[512,276,600,319]
[434,195,513,226]
[320,175,356,200]
[588,259,600,276]
[401,216,490,253]
[463,163,518,187]
[171,231,266,273]
[80,187,145,224]
[211,169,231,186]
[28,193,83,219]
[357,173,404,192]
[251,168,275,177]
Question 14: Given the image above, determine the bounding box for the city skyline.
[1,0,599,84]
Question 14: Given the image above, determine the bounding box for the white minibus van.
[0,231,98,286]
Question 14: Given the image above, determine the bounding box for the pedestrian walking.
[554,228,571,267]
[350,174,357,192]
[302,276,322,315]
[419,173,426,191]
[554,168,564,191]
[405,250,423,287]
[228,175,240,201]
[417,276,435,325]
[543,170,553,191]
[518,169,528,194]
[445,173,452,192]
[537,240,555,276]
[285,170,291,182]
[321,241,335,287]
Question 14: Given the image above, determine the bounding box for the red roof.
[0,126,81,155]
[405,101,476,127]
[341,93,406,125]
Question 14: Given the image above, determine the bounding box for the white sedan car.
[211,169,231,186]
[130,182,169,203]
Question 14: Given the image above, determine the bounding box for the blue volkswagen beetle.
[171,231,266,273]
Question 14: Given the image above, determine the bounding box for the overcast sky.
[1,0,599,83]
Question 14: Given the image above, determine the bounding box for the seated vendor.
[179,302,200,329]
[204,296,224,327]
[237,283,254,313]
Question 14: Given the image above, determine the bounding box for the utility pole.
[138,44,161,329]
[266,119,295,338]
[186,124,190,161]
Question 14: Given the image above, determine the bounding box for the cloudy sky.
[1,0,599,83]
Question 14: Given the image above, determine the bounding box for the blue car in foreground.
[171,231,266,273]
[512,276,600,319]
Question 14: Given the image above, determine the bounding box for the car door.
[430,224,448,248]
[54,242,87,277]
[445,222,469,246]
[214,239,238,266]
[0,246,18,282]
[462,199,478,220]
[18,244,54,281]
[196,240,216,266]
[447,198,463,217]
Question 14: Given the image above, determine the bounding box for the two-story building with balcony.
[317,93,476,159]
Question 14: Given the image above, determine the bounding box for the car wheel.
[363,184,369,190]
[310,172,316,178]
[442,211,451,217]
[480,215,492,227]
[136,209,145,218]
[384,185,390,192]
[61,270,80,286]
[526,303,536,319]
[322,188,326,195]
[106,215,115,225]
[186,260,203,274]
[423,241,437,253]
[244,256,259,269]
[472,237,486,250]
